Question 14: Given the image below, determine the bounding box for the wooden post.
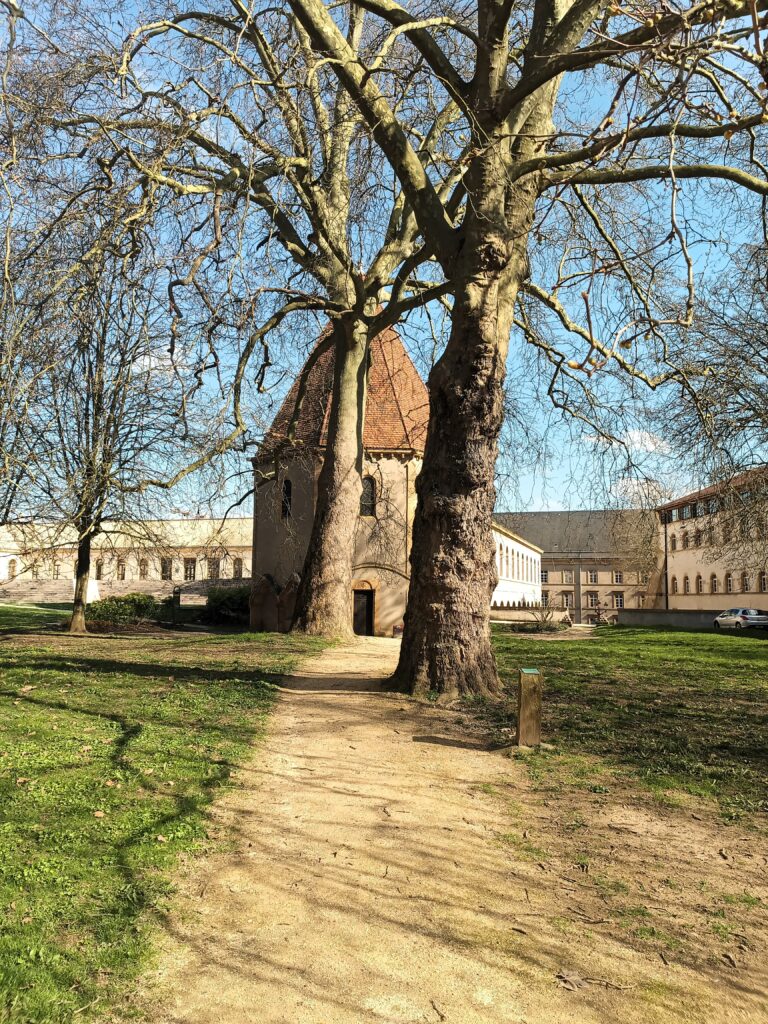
[516,668,542,747]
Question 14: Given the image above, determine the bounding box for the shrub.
[87,592,159,625]
[204,585,250,624]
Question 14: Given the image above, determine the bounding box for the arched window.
[725,572,733,594]
[671,576,678,594]
[7,558,16,580]
[498,544,503,576]
[742,572,751,593]
[233,557,243,580]
[281,478,292,520]
[95,559,103,581]
[505,548,510,578]
[761,571,768,593]
[117,559,126,581]
[694,530,702,547]
[696,575,703,594]
[139,559,148,580]
[711,574,719,594]
[670,535,677,551]
[682,532,690,549]
[360,476,376,517]
[683,575,690,594]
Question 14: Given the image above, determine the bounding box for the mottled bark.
[292,318,369,637]
[393,154,540,700]
[69,530,91,634]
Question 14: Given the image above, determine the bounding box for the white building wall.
[491,527,542,607]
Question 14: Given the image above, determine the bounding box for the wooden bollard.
[516,668,542,747]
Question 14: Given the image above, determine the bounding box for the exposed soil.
[136,638,767,1024]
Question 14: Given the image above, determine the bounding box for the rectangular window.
[541,591,549,608]
[31,564,39,580]
[613,592,624,609]
[184,558,196,582]
[53,563,60,580]
[563,592,573,609]
[117,560,126,581]
[208,558,220,581]
[641,571,650,586]
[696,500,706,517]
[708,498,718,514]
[540,569,548,584]
[613,570,623,584]
[670,508,679,522]
[587,592,599,608]
[161,558,172,581]
[682,505,692,520]
[587,569,598,584]
[233,558,243,580]
[563,569,574,585]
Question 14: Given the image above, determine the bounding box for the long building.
[495,509,658,623]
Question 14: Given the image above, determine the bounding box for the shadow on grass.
[491,626,768,816]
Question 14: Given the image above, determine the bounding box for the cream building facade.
[653,474,768,611]
[252,326,541,636]
[497,510,657,623]
[0,519,252,603]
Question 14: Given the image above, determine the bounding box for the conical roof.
[259,324,429,460]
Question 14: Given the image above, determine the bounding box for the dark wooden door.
[353,590,374,636]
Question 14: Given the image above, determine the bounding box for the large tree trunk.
[69,530,92,635]
[393,159,539,700]
[292,317,369,637]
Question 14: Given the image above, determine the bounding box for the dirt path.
[147,639,766,1024]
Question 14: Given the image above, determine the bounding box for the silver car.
[713,608,768,630]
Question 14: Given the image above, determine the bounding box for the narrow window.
[726,572,733,594]
[53,562,60,580]
[7,558,16,580]
[742,573,751,593]
[117,559,126,581]
[184,558,196,582]
[694,530,702,547]
[683,575,690,594]
[760,571,768,593]
[281,478,292,520]
[682,533,689,549]
[541,591,549,608]
[711,574,719,594]
[208,558,220,581]
[588,569,598,584]
[671,576,678,594]
[360,476,376,517]
[613,570,623,584]
[670,535,677,551]
[540,568,548,583]
[95,559,103,581]
[32,564,40,580]
[564,569,574,585]
[613,592,624,609]
[233,557,243,580]
[139,559,148,580]
[161,557,172,581]
[696,575,703,594]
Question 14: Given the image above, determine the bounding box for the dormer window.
[360,476,376,517]
[281,478,292,520]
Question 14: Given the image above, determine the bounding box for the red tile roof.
[259,324,429,460]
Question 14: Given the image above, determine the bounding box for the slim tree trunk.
[292,318,369,637]
[393,162,539,700]
[69,530,92,634]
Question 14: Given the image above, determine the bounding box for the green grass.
[0,628,324,1024]
[0,603,71,631]
[492,626,768,819]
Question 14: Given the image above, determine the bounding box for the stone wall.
[616,607,719,630]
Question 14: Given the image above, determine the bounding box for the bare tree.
[285,0,768,697]
[86,2,457,637]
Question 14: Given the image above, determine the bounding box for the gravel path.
[146,638,765,1024]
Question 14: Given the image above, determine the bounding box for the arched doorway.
[352,586,375,636]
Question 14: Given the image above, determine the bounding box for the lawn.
[492,626,768,819]
[0,603,71,631]
[0,623,324,1024]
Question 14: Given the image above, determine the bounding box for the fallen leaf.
[80,745,93,753]
[156,834,168,843]
[21,916,32,924]
[556,970,587,992]
[93,810,105,819]
[15,777,29,786]
[19,685,36,693]
[104,780,116,787]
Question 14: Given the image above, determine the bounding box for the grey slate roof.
[494,509,652,558]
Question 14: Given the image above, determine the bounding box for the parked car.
[713,608,768,630]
